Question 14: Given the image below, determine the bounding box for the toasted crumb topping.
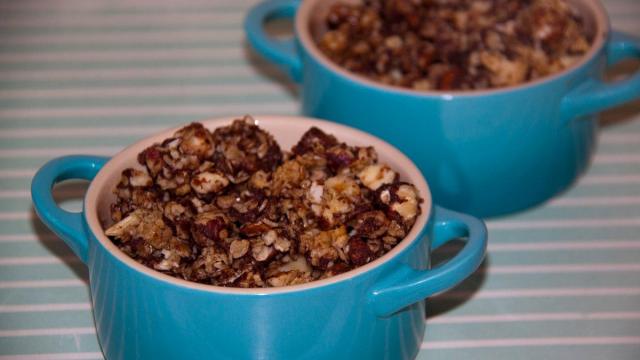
[106,116,422,288]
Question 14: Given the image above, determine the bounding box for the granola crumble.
[105,116,423,288]
[316,0,592,90]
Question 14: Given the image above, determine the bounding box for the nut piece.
[163,201,186,222]
[105,209,172,250]
[272,160,306,193]
[175,123,214,158]
[348,238,373,266]
[249,170,271,190]
[251,239,275,262]
[277,256,312,274]
[392,184,420,222]
[321,175,361,227]
[479,51,528,87]
[267,270,313,287]
[292,127,338,156]
[353,210,389,238]
[191,212,230,246]
[358,164,396,190]
[190,171,229,194]
[301,226,349,268]
[229,239,250,259]
[138,146,164,177]
[105,210,142,238]
[128,169,153,187]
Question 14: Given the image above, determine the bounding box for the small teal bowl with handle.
[31,116,487,360]
[245,0,640,217]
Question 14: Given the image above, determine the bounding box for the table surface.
[1,0,639,359]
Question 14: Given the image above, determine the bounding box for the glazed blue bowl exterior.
[245,0,640,217]
[31,117,487,360]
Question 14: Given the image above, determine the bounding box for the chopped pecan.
[190,171,229,195]
[347,238,373,266]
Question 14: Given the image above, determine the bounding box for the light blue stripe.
[0,75,289,90]
[0,312,96,330]
[0,261,87,282]
[0,336,100,356]
[0,39,247,52]
[0,55,271,69]
[0,23,244,35]
[0,287,90,305]
[488,226,640,242]
[418,345,640,360]
[0,94,295,108]
[0,241,76,259]
[427,292,640,317]
[425,319,640,342]
[0,5,251,16]
[0,136,146,149]
[440,270,640,292]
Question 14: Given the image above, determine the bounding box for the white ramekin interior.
[296,0,610,96]
[84,115,432,295]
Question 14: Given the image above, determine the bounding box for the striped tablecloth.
[1,0,639,359]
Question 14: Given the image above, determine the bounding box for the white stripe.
[600,132,640,145]
[0,188,85,199]
[0,256,82,266]
[0,147,118,158]
[0,188,84,199]
[0,234,58,242]
[439,287,640,300]
[2,29,243,46]
[0,351,101,360]
[0,0,252,10]
[581,174,640,185]
[421,336,640,349]
[606,3,640,14]
[0,103,296,119]
[0,279,86,288]
[0,83,280,100]
[0,190,30,199]
[0,12,243,28]
[489,240,640,252]
[593,153,640,164]
[549,196,640,207]
[0,212,32,220]
[429,311,640,324]
[488,263,640,274]
[0,327,96,338]
[0,47,247,63]
[487,217,640,230]
[0,65,277,82]
[0,303,91,313]
[0,126,162,139]
[0,169,36,178]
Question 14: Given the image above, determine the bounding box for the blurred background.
[0,0,639,359]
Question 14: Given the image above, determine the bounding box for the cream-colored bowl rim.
[84,115,432,295]
[296,0,610,97]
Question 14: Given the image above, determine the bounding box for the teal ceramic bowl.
[246,0,640,217]
[32,116,487,360]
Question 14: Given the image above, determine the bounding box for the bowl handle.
[245,0,302,82]
[31,155,108,264]
[561,31,640,122]
[369,206,487,317]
